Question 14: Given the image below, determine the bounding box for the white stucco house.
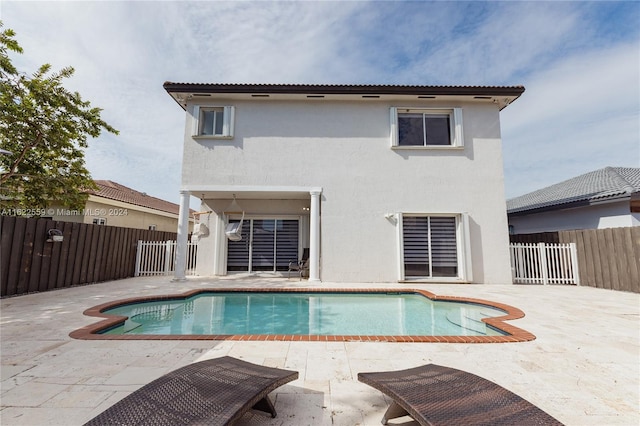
[507,167,640,234]
[164,83,525,283]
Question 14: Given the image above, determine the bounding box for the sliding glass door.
[402,216,458,278]
[227,219,299,273]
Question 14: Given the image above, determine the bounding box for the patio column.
[309,189,321,282]
[173,190,190,281]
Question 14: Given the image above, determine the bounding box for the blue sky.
[1,0,638,204]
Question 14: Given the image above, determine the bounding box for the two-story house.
[165,84,524,283]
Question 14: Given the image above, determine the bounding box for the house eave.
[163,83,525,110]
[507,194,632,217]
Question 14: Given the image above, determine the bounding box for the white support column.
[173,190,190,281]
[308,190,321,282]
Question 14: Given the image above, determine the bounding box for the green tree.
[0,22,118,212]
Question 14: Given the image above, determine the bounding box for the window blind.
[402,216,458,278]
[227,219,299,273]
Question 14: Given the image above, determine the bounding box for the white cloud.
[150,1,368,84]
[502,41,640,198]
[503,43,639,130]
[399,2,584,84]
[2,0,638,205]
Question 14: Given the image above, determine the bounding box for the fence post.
[164,241,172,276]
[538,243,549,285]
[509,245,515,282]
[135,240,143,277]
[570,242,580,286]
[516,245,525,283]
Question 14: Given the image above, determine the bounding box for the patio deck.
[1,276,638,425]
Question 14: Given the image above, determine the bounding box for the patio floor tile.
[1,276,638,425]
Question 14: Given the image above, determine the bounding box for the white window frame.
[93,217,107,225]
[192,105,235,139]
[390,107,464,149]
[396,212,472,282]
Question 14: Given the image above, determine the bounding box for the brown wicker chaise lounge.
[358,364,563,426]
[84,356,298,425]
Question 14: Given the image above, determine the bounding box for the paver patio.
[1,276,638,425]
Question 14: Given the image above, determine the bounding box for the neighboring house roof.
[91,180,182,216]
[163,83,525,110]
[507,167,640,215]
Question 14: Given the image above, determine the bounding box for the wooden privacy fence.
[559,227,640,293]
[135,240,198,277]
[511,227,640,293]
[509,243,580,285]
[1,216,178,297]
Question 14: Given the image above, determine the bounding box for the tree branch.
[0,131,43,184]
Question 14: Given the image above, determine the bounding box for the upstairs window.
[200,108,224,136]
[192,106,235,138]
[390,108,463,148]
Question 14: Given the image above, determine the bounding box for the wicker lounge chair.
[84,356,298,426]
[358,363,563,426]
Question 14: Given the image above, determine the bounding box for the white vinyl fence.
[509,242,580,285]
[135,240,198,277]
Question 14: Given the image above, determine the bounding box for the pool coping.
[69,288,536,343]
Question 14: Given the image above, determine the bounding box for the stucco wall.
[508,200,638,233]
[181,99,513,284]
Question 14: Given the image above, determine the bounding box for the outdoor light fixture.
[384,213,397,223]
[47,229,63,243]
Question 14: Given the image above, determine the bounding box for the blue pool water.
[100,292,507,337]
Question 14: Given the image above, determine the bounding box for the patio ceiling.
[183,185,321,200]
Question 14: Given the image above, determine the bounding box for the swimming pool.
[70,289,536,343]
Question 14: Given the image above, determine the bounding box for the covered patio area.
[175,186,322,281]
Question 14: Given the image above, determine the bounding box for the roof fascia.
[163,83,525,111]
[163,83,525,97]
[507,194,632,217]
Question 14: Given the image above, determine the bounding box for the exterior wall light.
[384,213,398,223]
[47,229,63,242]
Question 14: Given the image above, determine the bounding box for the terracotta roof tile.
[163,82,526,94]
[90,181,182,216]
